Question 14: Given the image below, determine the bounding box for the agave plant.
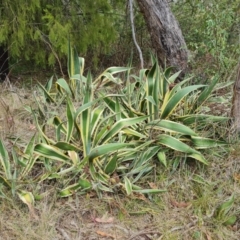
[0,44,228,199]
[102,57,229,166]
[31,45,168,198]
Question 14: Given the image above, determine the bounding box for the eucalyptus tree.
[136,0,188,78]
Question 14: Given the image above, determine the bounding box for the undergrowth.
[0,46,239,239]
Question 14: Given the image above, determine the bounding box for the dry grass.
[0,80,240,240]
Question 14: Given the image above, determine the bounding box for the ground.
[0,78,239,240]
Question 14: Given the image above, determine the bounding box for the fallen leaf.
[133,192,149,202]
[29,125,36,130]
[228,225,238,232]
[96,230,115,239]
[204,230,212,240]
[233,173,240,181]
[170,199,191,208]
[95,213,114,223]
[148,182,158,189]
[112,172,120,183]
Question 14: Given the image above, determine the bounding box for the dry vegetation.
[0,78,240,240]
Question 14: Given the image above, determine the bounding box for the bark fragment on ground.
[231,64,240,132]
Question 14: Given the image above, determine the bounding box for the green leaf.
[158,135,207,164]
[157,151,167,167]
[146,120,197,136]
[158,134,198,154]
[192,174,210,185]
[33,92,45,118]
[133,146,160,168]
[54,142,81,151]
[59,178,91,197]
[124,176,132,195]
[191,136,227,149]
[216,195,235,219]
[0,140,11,179]
[51,116,67,135]
[95,67,130,84]
[89,143,133,161]
[21,155,39,178]
[68,45,80,78]
[161,85,205,119]
[38,80,55,103]
[56,78,73,96]
[178,114,229,125]
[78,178,92,189]
[192,75,219,112]
[101,116,147,144]
[145,96,156,106]
[18,190,34,206]
[80,72,93,156]
[115,97,121,121]
[34,144,71,162]
[93,118,114,147]
[66,98,75,142]
[133,189,167,194]
[122,128,147,139]
[33,113,55,145]
[24,134,36,156]
[188,153,208,165]
[223,215,237,226]
[168,70,182,84]
[146,62,157,121]
[75,101,95,121]
[104,154,117,175]
[45,75,54,92]
[167,76,193,100]
[91,107,104,136]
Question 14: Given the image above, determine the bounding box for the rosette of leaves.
[102,57,228,168]
[29,47,228,198]
[32,46,165,197]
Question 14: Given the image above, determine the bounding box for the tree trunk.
[136,0,188,79]
[231,64,240,132]
[0,46,9,81]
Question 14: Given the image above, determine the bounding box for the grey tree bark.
[136,0,188,78]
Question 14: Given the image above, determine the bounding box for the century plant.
[32,45,165,197]
[103,57,228,167]
[0,46,229,199]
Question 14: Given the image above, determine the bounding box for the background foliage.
[0,0,122,67]
[1,0,239,77]
[171,0,240,80]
